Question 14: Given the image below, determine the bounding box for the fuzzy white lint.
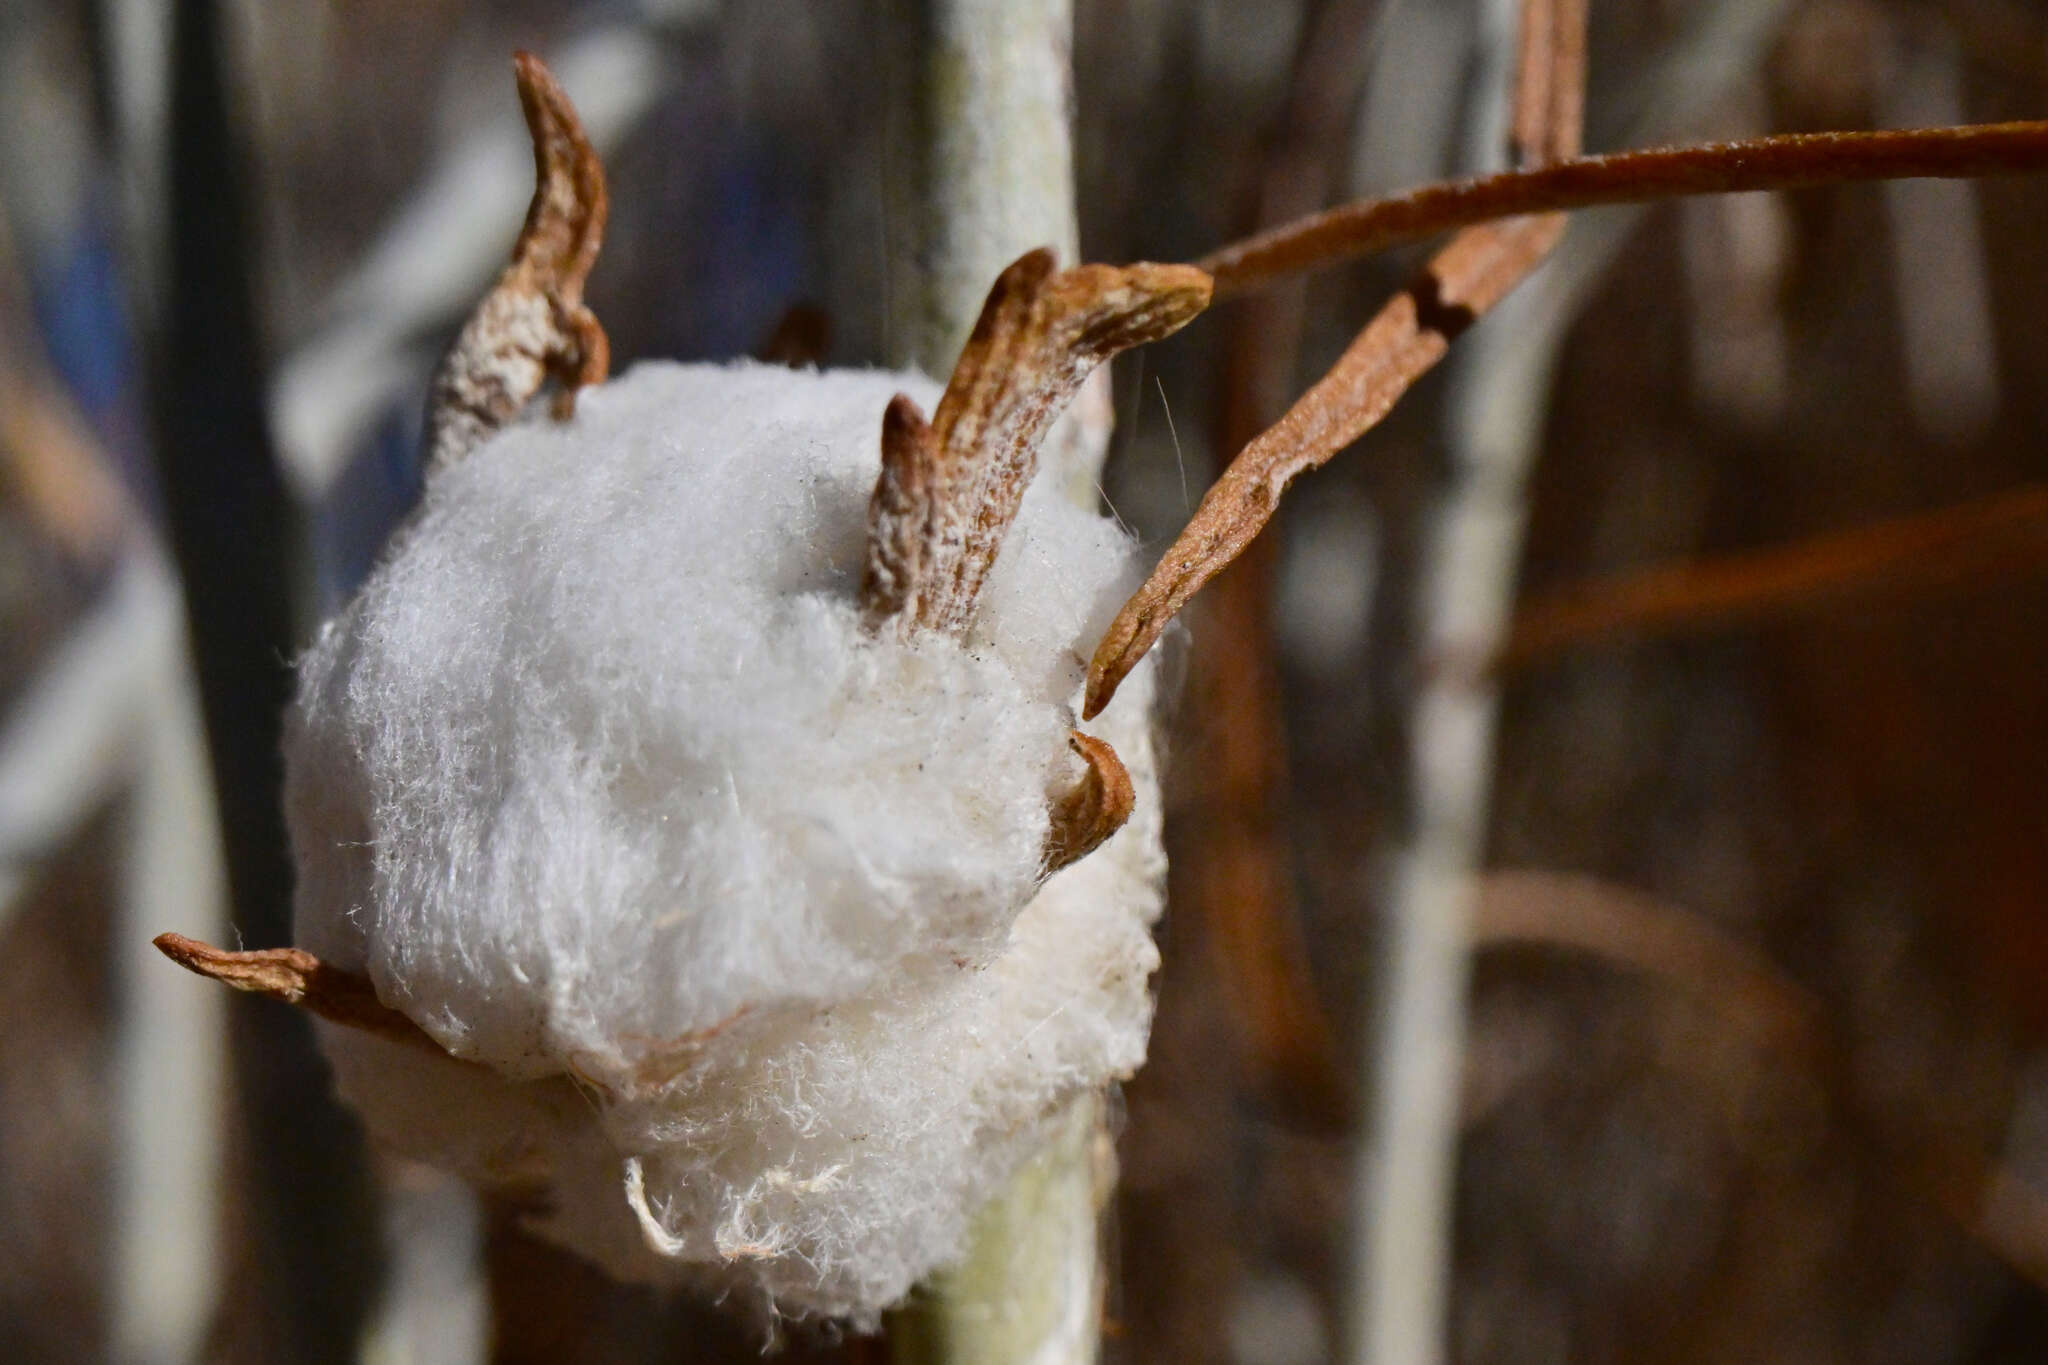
[285,361,1164,1322]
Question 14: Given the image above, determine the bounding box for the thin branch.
[861,252,1202,900]
[424,51,610,470]
[1492,481,2048,671]
[1087,117,2048,716]
[1473,871,1820,1045]
[1201,121,2048,297]
[1512,0,1588,166]
[1085,0,1597,719]
[1085,214,1561,718]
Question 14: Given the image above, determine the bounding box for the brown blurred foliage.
[5,0,2048,1362]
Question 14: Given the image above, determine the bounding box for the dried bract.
[424,52,610,469]
[153,932,440,1054]
[861,248,1211,637]
[1043,731,1136,875]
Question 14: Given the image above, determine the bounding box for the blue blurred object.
[27,181,156,511]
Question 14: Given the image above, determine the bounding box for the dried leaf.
[424,51,610,470]
[1202,121,2048,297]
[1043,731,1136,875]
[154,932,447,1056]
[861,249,1212,636]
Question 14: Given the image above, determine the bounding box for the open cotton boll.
[286,360,1164,1320]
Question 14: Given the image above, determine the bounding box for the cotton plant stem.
[1347,168,1694,1365]
[883,0,1115,507]
[882,4,1112,1363]
[888,1095,1110,1365]
[884,0,1079,377]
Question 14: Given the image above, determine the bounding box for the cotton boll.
[287,360,1164,1320]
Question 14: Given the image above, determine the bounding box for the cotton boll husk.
[287,361,1164,1320]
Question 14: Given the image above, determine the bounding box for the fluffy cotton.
[285,361,1164,1321]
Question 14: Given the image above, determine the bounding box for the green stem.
[888,1095,1109,1365]
[882,7,1117,1360]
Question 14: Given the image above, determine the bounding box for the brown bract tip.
[424,52,612,470]
[860,248,1211,638]
[861,393,942,629]
[153,932,449,1057]
[1043,731,1136,874]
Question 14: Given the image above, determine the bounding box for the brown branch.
[858,253,1202,881]
[1201,121,2048,297]
[862,394,945,628]
[1085,0,1590,718]
[1042,731,1136,875]
[1088,117,2048,715]
[860,249,1211,637]
[1492,481,2048,672]
[1085,213,1563,718]
[424,51,611,470]
[1513,0,1589,167]
[153,932,447,1056]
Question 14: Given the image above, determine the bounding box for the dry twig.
[1201,121,2048,296]
[1513,0,1589,166]
[1086,214,1562,717]
[1085,116,2048,716]
[861,248,1205,887]
[1473,870,1819,1046]
[424,52,610,470]
[1470,871,2048,1295]
[1088,0,1587,723]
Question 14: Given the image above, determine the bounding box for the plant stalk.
[882,3,1115,1362]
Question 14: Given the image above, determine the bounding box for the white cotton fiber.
[285,361,1163,1321]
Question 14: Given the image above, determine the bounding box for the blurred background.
[5,0,2048,1361]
